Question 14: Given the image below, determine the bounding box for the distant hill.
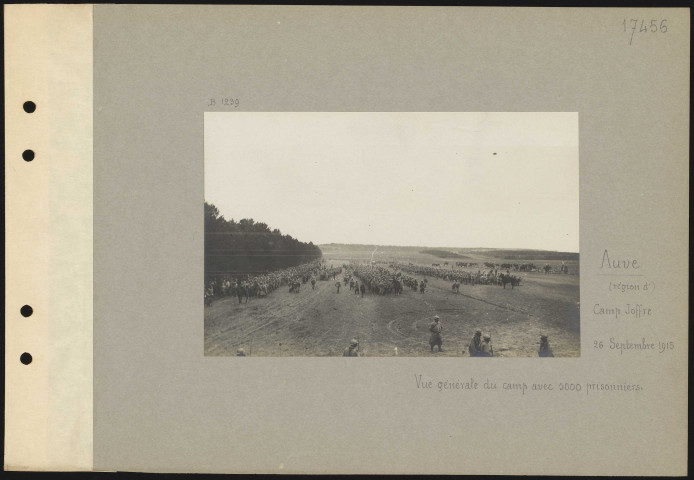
[320,244,578,262]
[419,249,471,259]
[468,249,579,261]
[320,243,423,251]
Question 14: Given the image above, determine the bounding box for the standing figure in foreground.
[429,315,443,353]
[538,335,554,357]
[479,335,494,357]
[360,283,366,297]
[468,330,482,356]
[343,338,360,357]
[335,281,341,293]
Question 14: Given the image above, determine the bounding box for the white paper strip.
[4,4,93,471]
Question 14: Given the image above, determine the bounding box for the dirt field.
[205,250,580,357]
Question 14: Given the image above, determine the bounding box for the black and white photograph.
[204,112,579,357]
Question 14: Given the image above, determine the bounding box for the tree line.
[205,202,322,281]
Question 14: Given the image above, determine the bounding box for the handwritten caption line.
[414,374,643,395]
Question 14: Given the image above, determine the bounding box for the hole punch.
[23,101,36,113]
[20,353,33,365]
[21,305,33,317]
[22,150,35,162]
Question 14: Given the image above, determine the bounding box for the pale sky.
[204,112,578,251]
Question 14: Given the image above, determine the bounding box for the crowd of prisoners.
[346,259,529,296]
[205,257,570,306]
[204,260,342,305]
[386,261,523,290]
